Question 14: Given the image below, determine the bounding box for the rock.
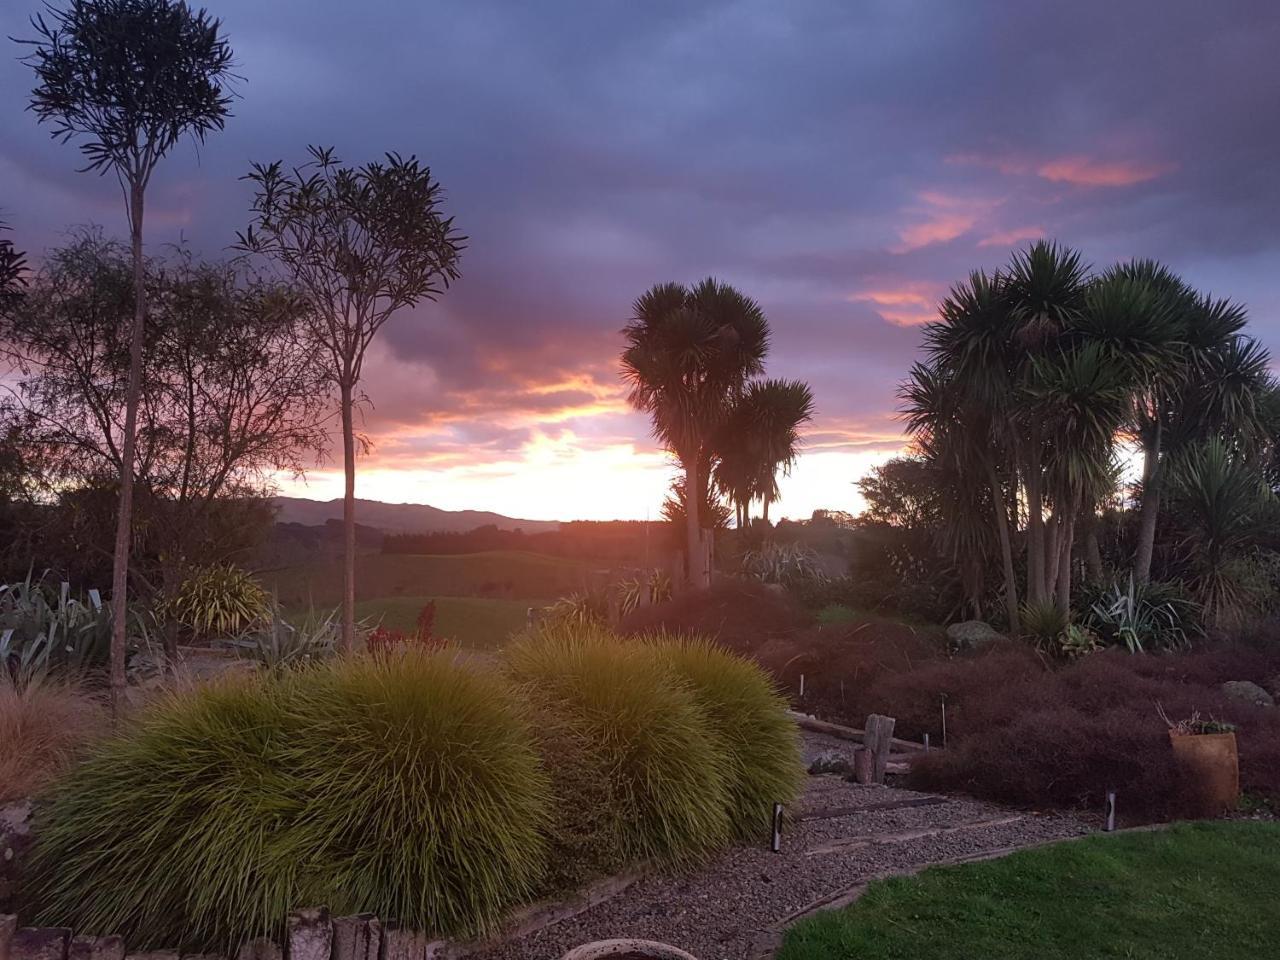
[945,620,1003,650]
[1221,680,1274,708]
[806,751,853,776]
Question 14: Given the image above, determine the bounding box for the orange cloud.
[891,190,1000,253]
[948,152,1173,188]
[1035,156,1170,187]
[848,283,941,326]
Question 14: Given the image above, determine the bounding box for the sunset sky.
[2,1,1277,521]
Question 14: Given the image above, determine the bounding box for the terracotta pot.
[560,940,700,960]
[1169,731,1239,817]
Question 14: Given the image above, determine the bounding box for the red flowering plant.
[365,600,449,656]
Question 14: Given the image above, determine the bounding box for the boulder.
[1221,680,1274,708]
[946,620,1003,650]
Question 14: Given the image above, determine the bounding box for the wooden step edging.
[787,711,929,754]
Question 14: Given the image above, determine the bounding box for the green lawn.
[778,822,1280,960]
[262,550,591,607]
[353,596,536,651]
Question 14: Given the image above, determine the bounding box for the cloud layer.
[2,0,1276,519]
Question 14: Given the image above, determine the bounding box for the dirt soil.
[466,730,1092,960]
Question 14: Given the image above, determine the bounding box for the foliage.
[1018,598,1069,649]
[0,572,111,685]
[778,823,1280,960]
[365,601,447,656]
[650,635,804,840]
[1084,578,1200,652]
[617,569,674,616]
[544,589,608,627]
[0,675,104,802]
[713,378,815,525]
[505,622,734,867]
[164,564,270,638]
[1058,623,1102,660]
[0,235,326,586]
[1158,704,1237,737]
[224,603,339,669]
[1166,437,1278,628]
[0,218,25,311]
[741,541,828,586]
[905,647,1280,819]
[237,145,465,651]
[24,651,550,949]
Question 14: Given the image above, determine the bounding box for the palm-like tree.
[622,278,768,589]
[714,379,815,525]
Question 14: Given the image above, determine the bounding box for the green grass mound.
[650,634,804,840]
[24,652,549,952]
[505,623,735,872]
[778,822,1280,960]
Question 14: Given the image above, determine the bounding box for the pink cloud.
[891,190,999,253]
[848,282,941,327]
[948,152,1173,188]
[978,225,1045,248]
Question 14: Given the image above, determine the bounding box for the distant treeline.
[383,521,671,564]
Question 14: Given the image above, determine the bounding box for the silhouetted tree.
[0,218,25,310]
[622,279,769,589]
[237,147,464,650]
[0,234,326,595]
[20,0,234,712]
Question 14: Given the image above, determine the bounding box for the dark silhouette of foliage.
[237,146,465,651]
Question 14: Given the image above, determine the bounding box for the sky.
[2,1,1278,522]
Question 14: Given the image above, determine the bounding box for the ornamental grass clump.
[24,651,550,952]
[505,622,734,871]
[650,634,804,840]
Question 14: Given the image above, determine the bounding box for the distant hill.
[271,496,560,535]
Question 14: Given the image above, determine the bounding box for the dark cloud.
[1,0,1276,516]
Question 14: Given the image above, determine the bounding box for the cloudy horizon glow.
[2,1,1276,522]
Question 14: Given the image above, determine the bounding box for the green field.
[778,822,1280,960]
[353,596,535,651]
[261,550,593,607]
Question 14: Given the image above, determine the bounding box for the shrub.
[164,564,270,638]
[225,603,339,668]
[24,652,550,950]
[505,623,734,870]
[0,572,111,684]
[0,677,104,801]
[741,541,827,586]
[650,634,804,840]
[1082,578,1201,652]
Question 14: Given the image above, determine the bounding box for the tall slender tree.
[622,279,768,589]
[20,0,234,713]
[713,379,814,524]
[237,147,464,650]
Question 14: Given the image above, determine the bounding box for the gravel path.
[468,731,1094,960]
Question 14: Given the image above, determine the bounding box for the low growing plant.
[164,564,271,639]
[650,634,804,840]
[505,622,734,869]
[741,541,828,586]
[1084,578,1200,653]
[0,572,112,685]
[24,652,550,950]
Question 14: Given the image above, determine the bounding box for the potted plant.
[1159,704,1239,817]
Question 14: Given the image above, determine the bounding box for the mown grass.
[261,550,590,607]
[778,822,1280,960]
[351,596,535,650]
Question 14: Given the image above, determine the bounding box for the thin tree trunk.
[1025,438,1046,603]
[985,460,1020,634]
[1134,417,1163,585]
[762,496,770,524]
[1045,513,1061,605]
[340,379,357,651]
[108,180,147,720]
[684,455,706,589]
[1084,512,1104,582]
[1055,513,1076,616]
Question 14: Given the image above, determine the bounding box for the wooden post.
[864,714,897,784]
[287,909,331,960]
[378,929,431,960]
[232,941,278,960]
[852,746,874,784]
[330,916,380,960]
[771,803,784,853]
[0,917,16,960]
